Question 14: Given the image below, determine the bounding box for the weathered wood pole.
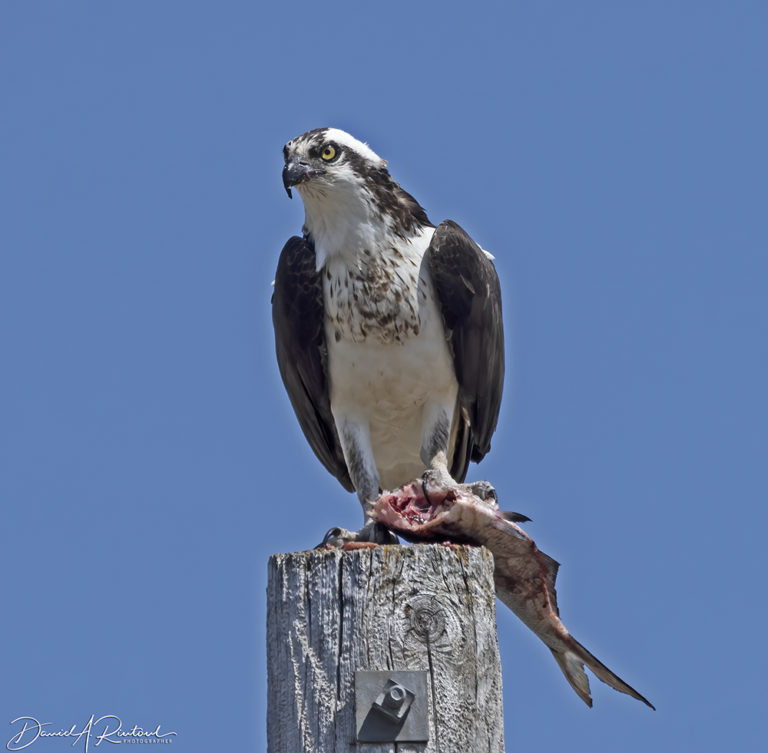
[266,544,505,753]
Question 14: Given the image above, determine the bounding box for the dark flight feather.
[272,236,353,491]
[427,220,505,478]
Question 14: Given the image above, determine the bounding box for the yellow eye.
[321,144,337,161]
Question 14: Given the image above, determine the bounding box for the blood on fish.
[371,479,655,710]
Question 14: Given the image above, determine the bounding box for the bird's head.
[281,128,431,257]
[282,127,387,200]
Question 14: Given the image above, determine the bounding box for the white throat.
[298,181,395,271]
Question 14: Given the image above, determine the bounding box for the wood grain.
[266,544,505,753]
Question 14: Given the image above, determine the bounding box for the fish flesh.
[370,478,654,709]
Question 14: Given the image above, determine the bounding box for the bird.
[272,128,504,542]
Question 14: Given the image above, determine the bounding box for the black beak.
[282,160,322,199]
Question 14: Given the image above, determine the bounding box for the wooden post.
[266,544,505,753]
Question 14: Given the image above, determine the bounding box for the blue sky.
[1,2,766,751]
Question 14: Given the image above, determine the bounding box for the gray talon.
[466,481,497,501]
[362,521,398,545]
[317,523,398,548]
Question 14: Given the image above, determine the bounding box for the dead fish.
[371,479,654,709]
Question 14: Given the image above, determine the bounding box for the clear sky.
[1,2,766,751]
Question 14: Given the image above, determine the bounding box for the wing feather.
[426,220,505,479]
[271,236,353,491]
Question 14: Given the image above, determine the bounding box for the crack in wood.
[267,545,505,752]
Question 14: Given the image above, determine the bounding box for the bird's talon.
[466,480,497,502]
[317,522,397,549]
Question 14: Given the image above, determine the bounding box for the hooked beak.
[282,160,324,199]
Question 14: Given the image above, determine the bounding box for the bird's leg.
[420,401,457,488]
[326,415,397,545]
[419,400,498,502]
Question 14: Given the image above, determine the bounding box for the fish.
[370,478,655,709]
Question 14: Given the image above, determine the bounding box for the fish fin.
[552,638,655,710]
[500,510,532,523]
[551,648,593,707]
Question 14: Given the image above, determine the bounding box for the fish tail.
[550,637,655,710]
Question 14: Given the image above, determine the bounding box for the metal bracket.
[355,670,429,743]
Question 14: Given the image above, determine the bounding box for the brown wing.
[272,236,353,491]
[426,220,505,480]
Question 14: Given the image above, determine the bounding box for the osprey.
[272,128,504,541]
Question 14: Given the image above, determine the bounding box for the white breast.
[324,227,459,487]
[324,236,424,345]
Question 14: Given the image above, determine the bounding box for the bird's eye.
[321,144,337,161]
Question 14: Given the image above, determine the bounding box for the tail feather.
[551,638,655,710]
